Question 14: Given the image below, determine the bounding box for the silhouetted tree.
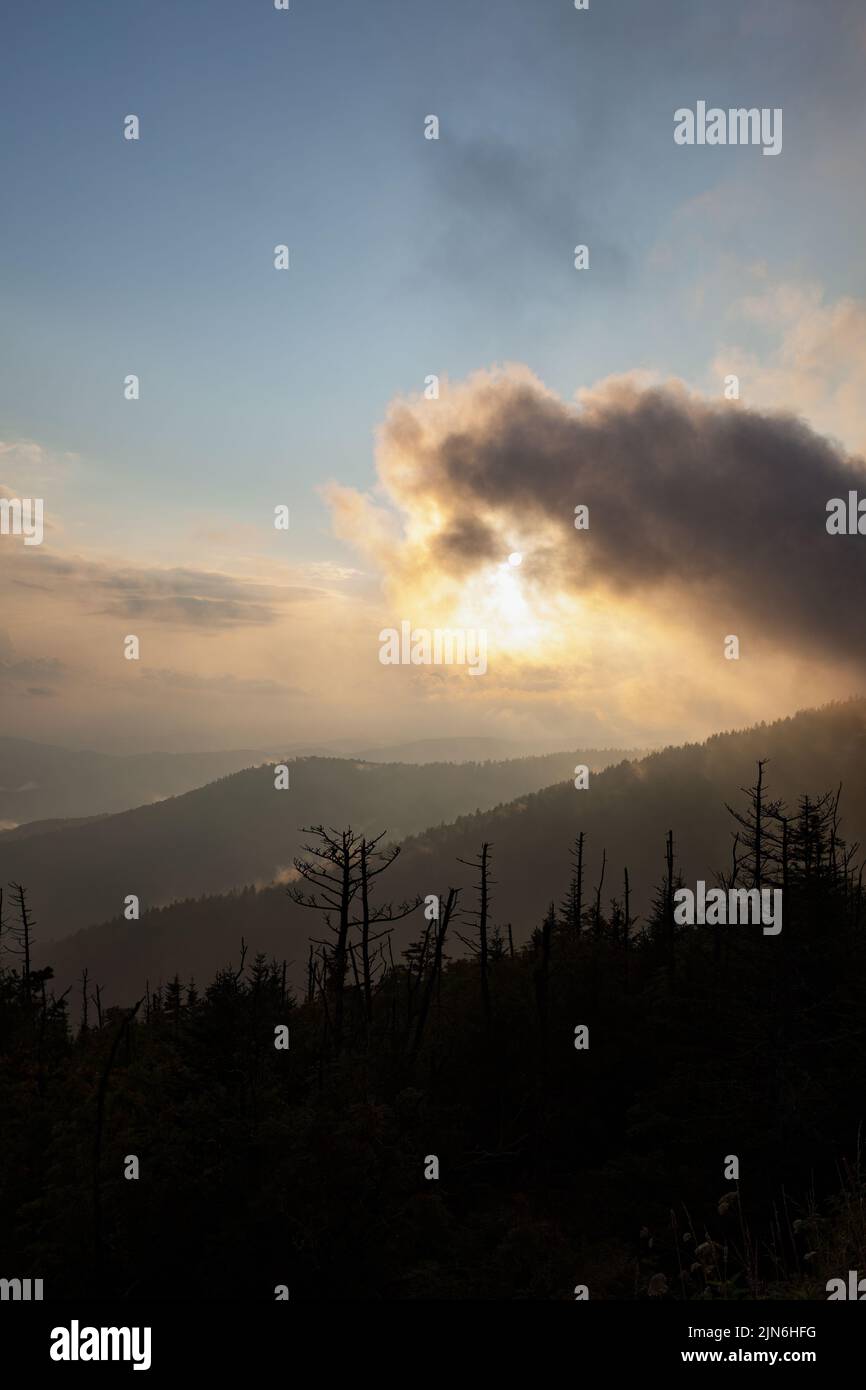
[456,842,494,1027]
[289,825,418,1050]
[560,831,585,933]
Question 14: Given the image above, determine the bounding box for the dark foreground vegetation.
[2,763,865,1300]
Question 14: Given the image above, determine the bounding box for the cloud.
[98,592,276,628]
[0,630,65,692]
[714,279,866,455]
[330,366,866,672]
[141,668,305,698]
[0,439,78,488]
[0,550,320,630]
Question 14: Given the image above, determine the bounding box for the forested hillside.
[2,764,864,1300]
[0,737,269,825]
[1,749,632,942]
[38,700,866,1005]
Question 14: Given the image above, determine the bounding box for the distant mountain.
[355,736,517,763]
[382,699,866,926]
[0,814,108,842]
[40,700,866,1006]
[353,736,643,764]
[2,749,628,943]
[0,738,271,824]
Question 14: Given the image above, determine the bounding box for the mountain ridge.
[2,748,634,942]
[34,698,866,1005]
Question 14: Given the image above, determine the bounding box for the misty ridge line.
[0,745,642,947]
[33,697,856,978]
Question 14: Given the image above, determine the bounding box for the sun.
[489,561,530,626]
[451,555,563,660]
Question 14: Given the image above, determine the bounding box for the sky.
[2,0,866,752]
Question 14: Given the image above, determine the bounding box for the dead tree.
[623,866,631,949]
[648,831,681,970]
[8,882,35,1001]
[350,832,420,1027]
[359,838,373,1022]
[408,887,459,1072]
[403,919,434,1035]
[306,943,315,1006]
[289,825,418,1051]
[710,832,742,967]
[80,968,90,1035]
[664,831,675,966]
[456,843,494,1027]
[289,826,362,1050]
[592,849,607,938]
[534,902,555,1047]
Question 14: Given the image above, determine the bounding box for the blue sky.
[3,0,864,554]
[2,0,866,750]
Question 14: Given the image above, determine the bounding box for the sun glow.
[452,557,573,662]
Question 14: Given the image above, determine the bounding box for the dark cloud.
[378,373,866,666]
[433,515,501,574]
